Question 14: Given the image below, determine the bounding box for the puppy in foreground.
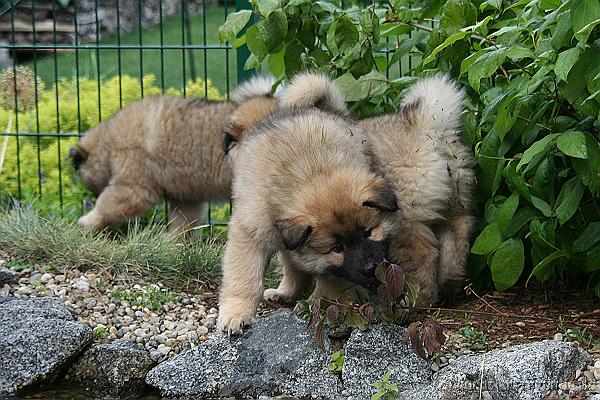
[217,75,400,334]
[271,73,475,306]
[69,76,278,232]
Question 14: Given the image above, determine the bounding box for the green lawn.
[28,6,237,94]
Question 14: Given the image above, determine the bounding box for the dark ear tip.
[68,146,87,169]
[222,128,237,155]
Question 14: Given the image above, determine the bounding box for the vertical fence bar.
[95,0,102,122]
[138,0,144,97]
[235,0,251,83]
[9,0,22,200]
[224,0,230,99]
[52,0,63,210]
[184,3,196,81]
[73,0,82,136]
[31,0,43,197]
[159,0,165,93]
[180,0,187,97]
[202,0,207,98]
[116,0,123,109]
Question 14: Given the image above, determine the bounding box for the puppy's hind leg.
[168,201,207,235]
[264,251,310,303]
[387,221,440,307]
[78,183,159,231]
[437,212,476,302]
[217,219,272,334]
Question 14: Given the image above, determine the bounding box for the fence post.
[235,0,251,83]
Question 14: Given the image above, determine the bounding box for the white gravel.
[0,264,218,363]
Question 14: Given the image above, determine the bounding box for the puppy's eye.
[332,243,344,253]
[364,228,373,238]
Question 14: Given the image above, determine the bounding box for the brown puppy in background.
[231,73,475,307]
[69,76,278,233]
[217,74,400,334]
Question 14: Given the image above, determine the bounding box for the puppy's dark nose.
[364,256,376,276]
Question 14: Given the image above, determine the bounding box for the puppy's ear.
[222,125,240,155]
[363,177,399,212]
[277,216,313,251]
[68,146,88,170]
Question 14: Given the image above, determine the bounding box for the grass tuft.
[0,208,224,287]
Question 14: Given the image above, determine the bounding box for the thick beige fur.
[264,73,476,306]
[218,103,399,334]
[71,76,278,232]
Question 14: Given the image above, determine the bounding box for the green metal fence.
[0,0,238,226]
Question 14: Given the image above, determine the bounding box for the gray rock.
[399,341,592,400]
[0,297,93,396]
[342,324,431,399]
[146,308,341,399]
[0,267,18,286]
[0,296,13,304]
[66,340,155,398]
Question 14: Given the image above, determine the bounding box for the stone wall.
[0,0,217,52]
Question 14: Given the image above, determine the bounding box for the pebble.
[515,321,526,328]
[554,333,563,341]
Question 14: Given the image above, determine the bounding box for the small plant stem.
[0,111,14,176]
[465,285,503,314]
[517,115,552,132]
[417,306,556,322]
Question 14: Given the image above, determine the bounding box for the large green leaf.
[471,223,503,255]
[257,0,280,17]
[496,192,520,235]
[423,31,470,66]
[468,48,507,92]
[571,0,600,43]
[516,133,559,171]
[492,92,520,140]
[326,15,359,55]
[246,11,288,60]
[218,10,253,43]
[573,222,600,253]
[554,177,585,225]
[491,238,525,291]
[556,131,588,159]
[554,47,582,82]
[527,250,567,284]
[440,0,478,35]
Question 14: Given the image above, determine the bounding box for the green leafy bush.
[0,74,224,213]
[221,0,600,295]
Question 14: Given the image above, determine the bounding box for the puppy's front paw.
[216,308,256,335]
[78,211,103,231]
[263,288,294,303]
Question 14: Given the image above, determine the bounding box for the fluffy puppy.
[217,84,400,334]
[267,73,476,307]
[69,76,278,232]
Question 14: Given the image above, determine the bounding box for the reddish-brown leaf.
[309,298,322,327]
[385,263,406,301]
[359,303,374,322]
[375,261,388,283]
[404,321,427,359]
[421,320,445,355]
[377,284,392,310]
[315,318,326,351]
[326,304,339,326]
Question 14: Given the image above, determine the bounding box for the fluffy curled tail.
[231,75,277,104]
[400,75,464,133]
[279,72,349,116]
